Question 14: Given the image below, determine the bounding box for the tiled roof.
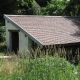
[4,15,80,46]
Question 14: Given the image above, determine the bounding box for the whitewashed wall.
[6,20,18,52]
[19,31,28,51]
[5,20,32,53]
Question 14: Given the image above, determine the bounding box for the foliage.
[41,0,69,15]
[0,0,20,18]
[0,0,34,18]
[76,62,80,79]
[19,0,33,15]
[41,0,80,16]
[23,56,77,80]
[0,0,33,42]
[0,0,80,17]
[0,22,5,42]
[0,56,79,80]
[31,45,80,65]
[64,0,80,16]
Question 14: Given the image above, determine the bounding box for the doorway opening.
[11,31,19,54]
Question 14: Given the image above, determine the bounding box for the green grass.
[0,56,79,80]
[24,56,77,80]
[0,43,80,79]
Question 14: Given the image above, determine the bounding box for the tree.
[19,0,33,15]
[0,0,34,42]
[41,0,69,16]
[41,0,80,16]
[0,0,20,19]
[64,0,80,16]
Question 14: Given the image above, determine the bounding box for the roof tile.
[7,15,80,45]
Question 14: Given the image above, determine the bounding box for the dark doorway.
[11,32,19,54]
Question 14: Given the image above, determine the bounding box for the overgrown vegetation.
[0,46,80,80]
[0,55,79,80]
[41,0,80,16]
[31,45,80,65]
[0,21,5,42]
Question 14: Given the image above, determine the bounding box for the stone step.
[0,56,12,59]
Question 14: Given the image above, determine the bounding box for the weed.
[0,45,80,80]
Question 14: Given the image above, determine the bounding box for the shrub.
[24,56,77,80]
[0,22,5,42]
[76,62,80,79]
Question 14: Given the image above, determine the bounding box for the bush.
[76,62,80,79]
[24,56,77,80]
[0,22,5,42]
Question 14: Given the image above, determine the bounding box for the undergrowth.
[0,55,79,80]
[0,46,80,80]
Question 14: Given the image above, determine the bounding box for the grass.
[0,57,78,79]
[0,56,79,80]
[0,43,80,80]
[25,56,77,80]
[0,41,80,79]
[0,45,79,80]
